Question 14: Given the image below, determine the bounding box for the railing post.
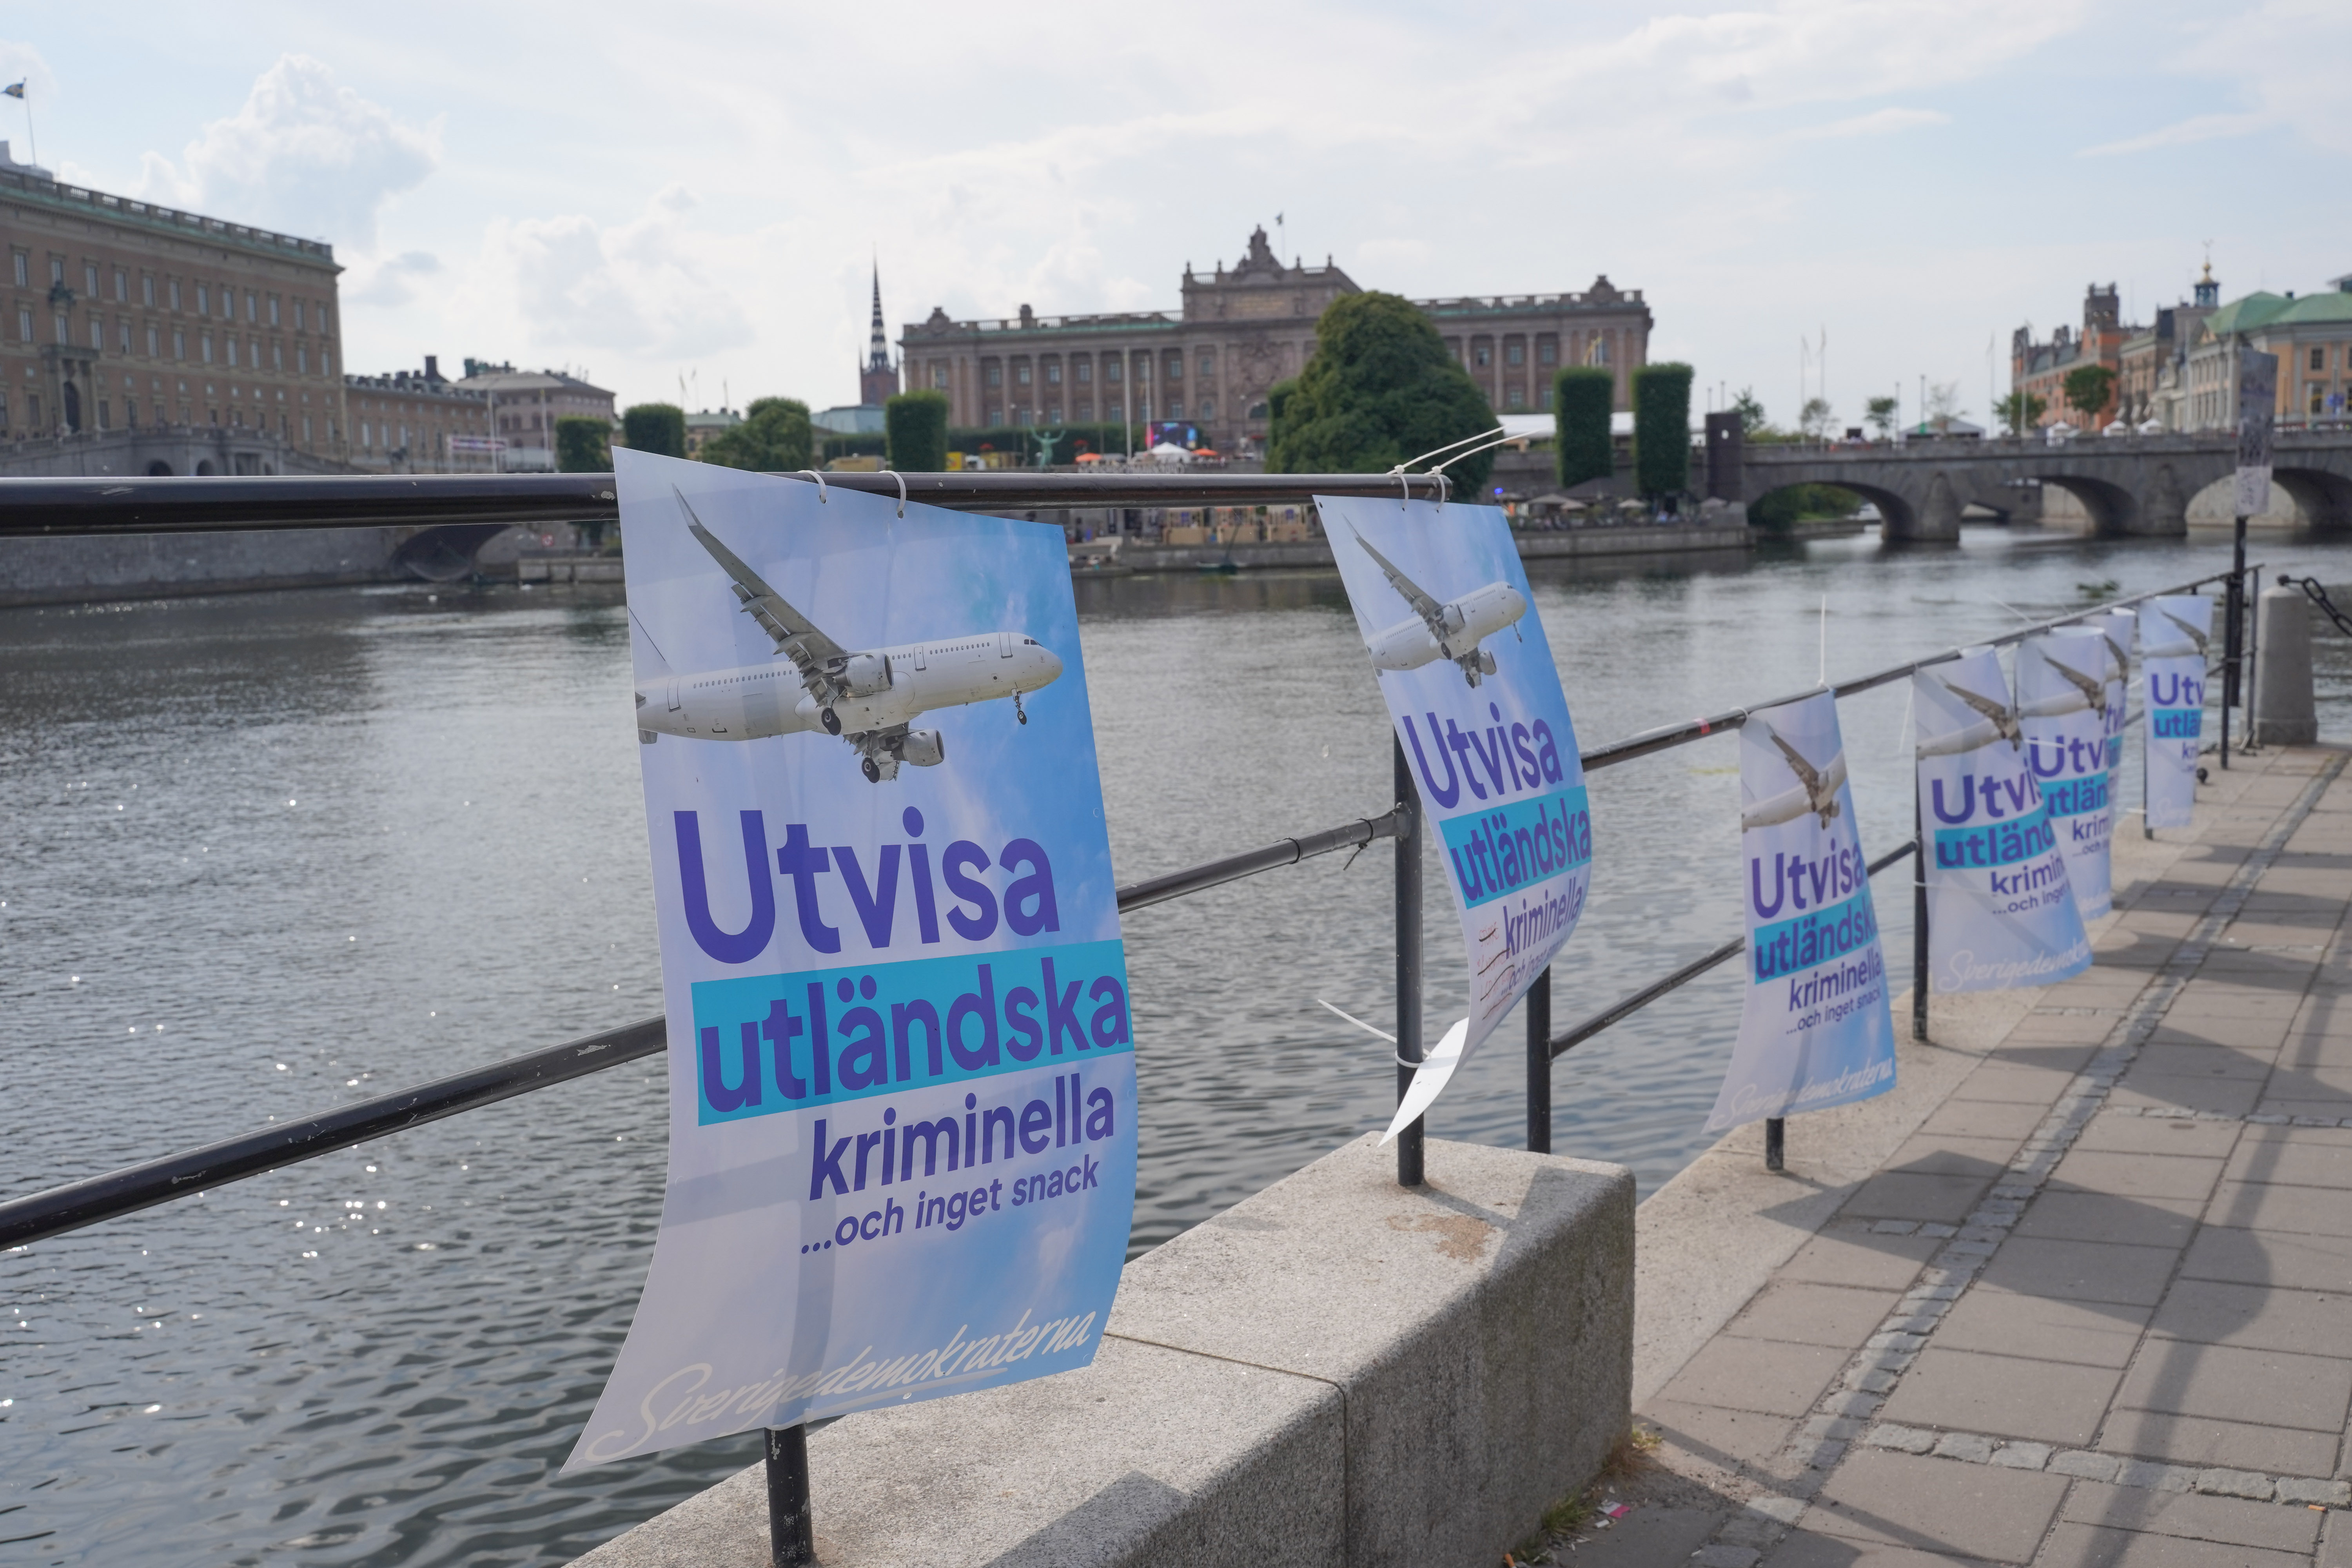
[1912,785,1929,1044]
[765,1425,814,1566]
[2221,515,2246,767]
[1394,734,1425,1187]
[1526,966,1552,1155]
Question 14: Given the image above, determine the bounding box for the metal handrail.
[0,471,1454,536]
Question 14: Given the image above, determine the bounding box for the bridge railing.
[0,472,2258,1564]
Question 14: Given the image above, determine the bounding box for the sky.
[8,1,2347,429]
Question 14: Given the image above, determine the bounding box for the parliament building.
[897,227,1651,451]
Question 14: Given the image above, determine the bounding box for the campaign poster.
[1319,496,1592,1133]
[1914,647,2091,994]
[1706,690,1895,1132]
[2142,595,2212,830]
[2016,628,2113,919]
[569,452,1136,1469]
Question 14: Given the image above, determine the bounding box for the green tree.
[2061,365,2116,426]
[1631,361,1695,500]
[1267,292,1497,496]
[1798,396,1834,439]
[555,416,610,472]
[886,390,949,472]
[1730,387,1771,438]
[1552,367,1614,489]
[1753,484,1865,532]
[621,402,686,458]
[701,397,813,472]
[1864,395,1899,439]
[1994,390,2048,436]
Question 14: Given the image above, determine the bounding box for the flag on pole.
[3,83,24,100]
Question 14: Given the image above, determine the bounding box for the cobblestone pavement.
[1589,746,2352,1567]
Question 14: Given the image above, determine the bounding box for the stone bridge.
[1732,428,2352,542]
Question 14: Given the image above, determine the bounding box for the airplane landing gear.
[822,708,843,735]
[861,757,881,783]
[1014,692,1028,726]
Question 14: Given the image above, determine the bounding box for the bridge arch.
[2274,465,2352,532]
[1750,477,1919,539]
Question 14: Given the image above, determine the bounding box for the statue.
[1034,429,1065,468]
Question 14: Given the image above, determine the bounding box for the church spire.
[867,261,889,372]
[858,255,902,407]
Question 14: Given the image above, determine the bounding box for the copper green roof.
[2203,293,2290,337]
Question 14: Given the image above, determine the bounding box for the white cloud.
[470,185,755,363]
[2080,111,2272,157]
[1791,107,1951,140]
[345,250,443,308]
[136,54,436,249]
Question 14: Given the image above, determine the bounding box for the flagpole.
[23,91,34,171]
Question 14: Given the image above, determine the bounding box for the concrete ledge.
[572,1135,1634,1568]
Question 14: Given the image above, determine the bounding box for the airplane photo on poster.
[634,489,1064,782]
[1349,530,1528,688]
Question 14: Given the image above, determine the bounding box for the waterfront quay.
[1600,744,2352,1566]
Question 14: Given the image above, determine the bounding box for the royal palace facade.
[898,228,1651,451]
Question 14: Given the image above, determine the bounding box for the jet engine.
[1439,602,1468,637]
[1476,649,1497,676]
[831,653,893,698]
[898,729,946,768]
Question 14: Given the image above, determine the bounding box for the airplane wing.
[674,489,848,686]
[2040,653,2105,710]
[1918,718,2004,759]
[1764,728,1825,796]
[1349,532,1448,629]
[2158,610,2209,654]
[1942,680,2015,728]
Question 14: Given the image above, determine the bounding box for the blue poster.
[1318,496,1592,1131]
[1915,646,2091,993]
[2017,628,2113,918]
[568,453,1135,1469]
[2142,595,2211,831]
[1707,690,1895,1132]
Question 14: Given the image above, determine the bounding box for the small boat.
[1198,555,1240,575]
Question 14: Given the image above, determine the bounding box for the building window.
[16,308,28,342]
[142,276,155,307]
[1198,397,1214,419]
[1474,345,1491,368]
[1168,399,1183,419]
[1044,359,1061,385]
[322,351,331,376]
[227,337,239,367]
[321,308,331,334]
[11,252,24,287]
[53,312,67,344]
[1046,402,1062,423]
[49,257,62,286]
[126,399,138,426]
[985,362,1002,388]
[197,284,209,316]
[1074,358,1091,384]
[1538,336,1558,366]
[985,406,1002,425]
[147,325,159,356]
[85,263,99,297]
[293,300,305,330]
[98,400,110,430]
[297,344,308,374]
[931,364,947,390]
[1106,398,1122,421]
[267,295,280,327]
[1016,361,1031,386]
[1506,387,1525,409]
[89,317,101,351]
[1506,341,1524,366]
[1165,352,1182,381]
[201,333,214,363]
[272,342,283,371]
[2314,385,2328,416]
[1105,358,1122,385]
[169,279,181,311]
[1198,351,1214,379]
[1135,356,1151,382]
[114,270,126,302]
[118,321,131,354]
[174,330,185,359]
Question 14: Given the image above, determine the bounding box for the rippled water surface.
[4,524,2348,1564]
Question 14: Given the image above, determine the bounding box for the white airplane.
[1349,531,1526,688]
[2032,652,2107,715]
[1742,720,1847,831]
[632,490,1064,782]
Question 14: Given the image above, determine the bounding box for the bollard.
[1764,1117,1785,1171]
[2253,584,2318,745]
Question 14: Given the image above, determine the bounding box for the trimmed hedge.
[1630,363,1694,499]
[1552,367,1614,489]
[621,403,686,459]
[885,391,949,472]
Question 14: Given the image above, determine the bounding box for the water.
[4,526,2348,1564]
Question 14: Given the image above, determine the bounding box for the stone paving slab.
[1621,747,2352,1567]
